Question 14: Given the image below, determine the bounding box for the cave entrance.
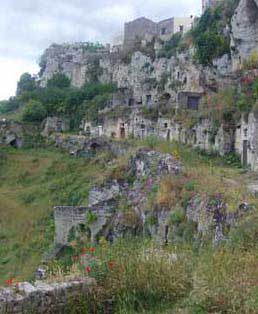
[9,139,18,148]
[166,129,171,141]
[120,123,126,139]
[243,140,248,168]
[90,142,101,153]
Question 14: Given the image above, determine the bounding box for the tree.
[0,97,21,114]
[16,73,36,96]
[22,100,47,122]
[47,73,71,89]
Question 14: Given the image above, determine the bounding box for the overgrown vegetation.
[0,72,117,128]
[191,0,240,65]
[1,136,258,313]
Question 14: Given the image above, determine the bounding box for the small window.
[187,96,199,110]
[179,25,184,32]
[146,95,152,104]
[128,98,134,106]
[161,28,166,35]
[164,123,168,128]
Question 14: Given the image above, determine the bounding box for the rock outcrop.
[231,0,258,68]
[53,148,182,248]
[0,120,24,148]
[0,278,94,314]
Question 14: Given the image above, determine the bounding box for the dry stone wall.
[0,278,94,314]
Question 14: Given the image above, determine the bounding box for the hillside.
[1,0,258,313]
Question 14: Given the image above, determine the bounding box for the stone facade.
[124,16,194,49]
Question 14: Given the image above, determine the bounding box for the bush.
[22,100,47,122]
[242,51,258,70]
[0,97,22,114]
[47,73,71,89]
[158,33,182,58]
[16,73,36,96]
[192,6,231,65]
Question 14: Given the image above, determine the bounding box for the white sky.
[0,0,201,100]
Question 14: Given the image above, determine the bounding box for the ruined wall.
[0,279,93,314]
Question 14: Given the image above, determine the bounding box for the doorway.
[243,140,248,168]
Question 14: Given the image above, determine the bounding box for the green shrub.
[16,73,36,96]
[47,73,71,89]
[86,211,98,225]
[158,33,182,58]
[192,5,231,65]
[169,209,185,225]
[22,100,47,122]
[0,97,22,114]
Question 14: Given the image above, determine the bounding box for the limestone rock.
[231,0,258,67]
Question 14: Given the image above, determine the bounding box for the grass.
[0,146,110,283]
[47,238,258,314]
[1,137,258,313]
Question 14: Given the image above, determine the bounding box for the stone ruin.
[0,278,94,314]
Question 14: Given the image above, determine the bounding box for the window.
[146,95,152,105]
[128,98,134,106]
[164,123,168,128]
[187,96,199,110]
[161,28,166,35]
[179,25,184,32]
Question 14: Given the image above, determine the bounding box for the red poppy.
[81,247,87,253]
[73,256,79,262]
[89,247,95,253]
[5,278,14,286]
[108,261,115,269]
[85,266,91,273]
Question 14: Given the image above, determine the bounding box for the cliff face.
[37,0,258,170]
[231,0,258,69]
[39,43,109,88]
[38,0,258,94]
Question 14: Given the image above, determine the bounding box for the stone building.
[123,16,194,49]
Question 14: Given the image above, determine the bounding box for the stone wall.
[0,278,94,314]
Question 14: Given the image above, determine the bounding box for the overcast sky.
[0,0,201,100]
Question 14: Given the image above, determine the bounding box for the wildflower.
[81,247,87,253]
[108,261,115,269]
[73,256,79,262]
[85,266,91,273]
[5,278,14,286]
[89,247,95,253]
